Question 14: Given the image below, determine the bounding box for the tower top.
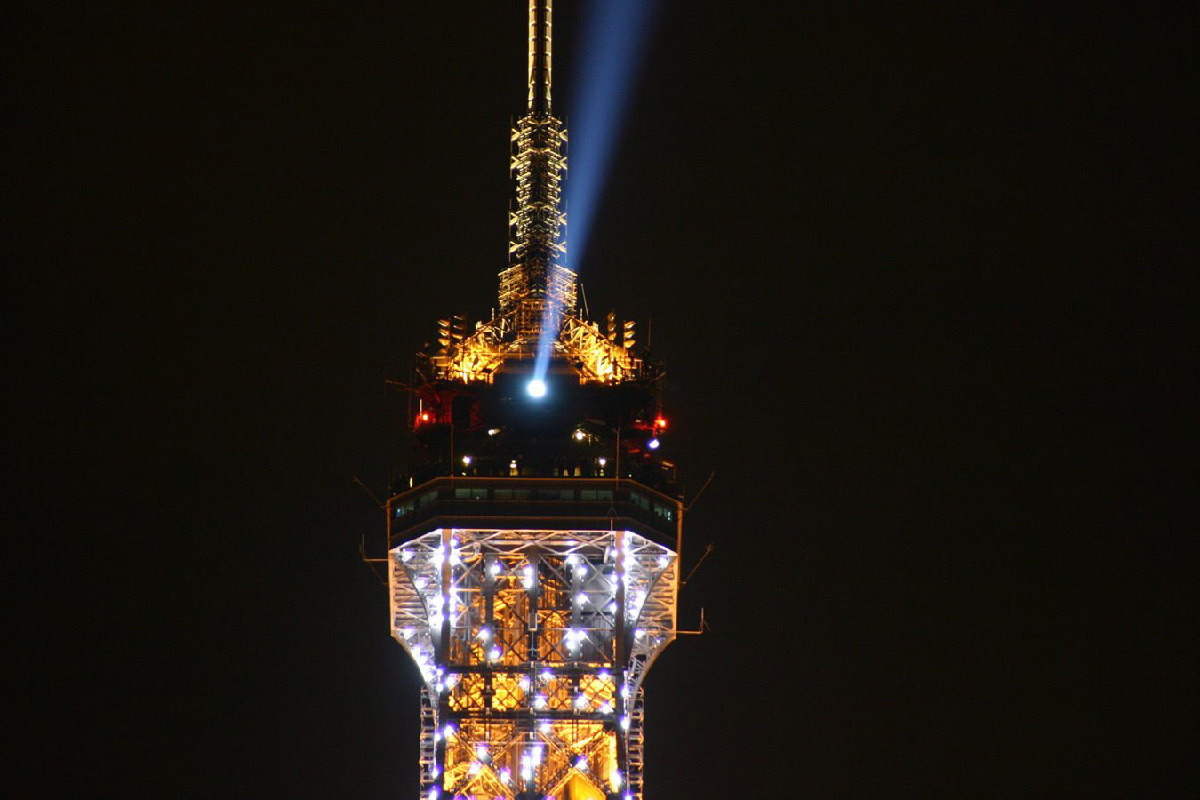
[420,0,651,388]
[499,0,574,334]
[528,0,552,115]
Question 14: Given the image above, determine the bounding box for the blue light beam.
[532,1,661,393]
[566,0,662,272]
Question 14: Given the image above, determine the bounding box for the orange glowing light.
[654,417,667,429]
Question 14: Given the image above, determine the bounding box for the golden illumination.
[429,309,643,385]
[390,2,678,796]
[440,718,613,799]
[390,525,679,799]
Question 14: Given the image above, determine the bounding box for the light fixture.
[526,379,547,398]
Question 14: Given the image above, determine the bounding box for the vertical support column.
[482,554,497,711]
[570,552,585,662]
[418,686,438,793]
[523,549,541,796]
[525,551,541,663]
[433,527,453,790]
[610,529,629,799]
[627,686,646,797]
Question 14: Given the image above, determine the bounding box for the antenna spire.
[528,0,552,114]
[418,0,651,388]
[499,0,576,337]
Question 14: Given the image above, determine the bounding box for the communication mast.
[387,2,681,798]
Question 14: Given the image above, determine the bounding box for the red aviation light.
[417,411,431,426]
[654,416,667,431]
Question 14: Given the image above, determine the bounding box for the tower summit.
[386,2,681,799]
[500,0,576,343]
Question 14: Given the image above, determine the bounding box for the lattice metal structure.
[386,3,682,798]
[498,0,576,335]
[389,514,678,799]
[418,0,640,389]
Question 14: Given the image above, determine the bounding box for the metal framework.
[417,0,645,389]
[426,313,645,386]
[386,3,682,797]
[499,0,576,334]
[390,527,677,798]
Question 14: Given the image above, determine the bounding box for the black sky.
[11,1,1196,796]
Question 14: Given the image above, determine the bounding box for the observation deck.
[388,476,681,548]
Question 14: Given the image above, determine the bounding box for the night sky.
[12,2,1195,796]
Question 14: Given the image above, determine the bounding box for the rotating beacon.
[386,2,682,798]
